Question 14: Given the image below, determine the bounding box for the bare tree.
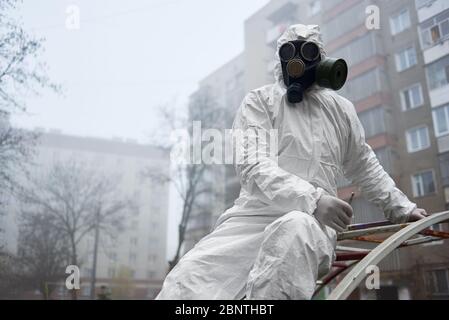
[15,210,71,299]
[19,160,133,298]
[145,89,228,270]
[0,251,25,298]
[0,0,58,226]
[0,0,58,116]
[0,121,37,199]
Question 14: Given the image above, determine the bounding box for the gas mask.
[279,40,348,104]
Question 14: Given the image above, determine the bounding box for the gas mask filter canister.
[279,40,348,104]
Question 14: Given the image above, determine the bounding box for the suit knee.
[263,211,319,241]
[274,211,317,230]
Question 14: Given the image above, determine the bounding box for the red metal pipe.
[314,261,358,297]
[336,251,370,261]
[420,229,449,239]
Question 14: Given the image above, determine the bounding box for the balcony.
[437,134,449,154]
[429,84,449,108]
[423,39,449,65]
[416,0,449,23]
[438,151,449,186]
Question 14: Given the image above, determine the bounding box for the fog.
[13,0,269,141]
[13,0,269,260]
[2,0,449,301]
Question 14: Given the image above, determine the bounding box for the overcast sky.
[12,0,270,142]
[12,0,270,259]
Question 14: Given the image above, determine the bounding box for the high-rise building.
[415,0,449,299]
[417,0,449,206]
[1,130,170,299]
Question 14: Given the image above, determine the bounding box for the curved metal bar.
[327,211,449,300]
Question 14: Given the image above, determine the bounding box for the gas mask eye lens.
[279,42,296,62]
[286,59,305,78]
[300,41,320,62]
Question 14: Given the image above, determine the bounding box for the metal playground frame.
[313,211,449,300]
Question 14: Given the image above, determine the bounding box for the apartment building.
[417,0,449,206]
[415,0,449,299]
[1,130,169,299]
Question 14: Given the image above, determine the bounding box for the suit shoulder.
[237,84,277,125]
[319,90,355,114]
[240,84,276,112]
[243,84,275,102]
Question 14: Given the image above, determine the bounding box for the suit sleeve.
[340,96,416,223]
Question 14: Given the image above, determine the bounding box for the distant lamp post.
[90,205,101,300]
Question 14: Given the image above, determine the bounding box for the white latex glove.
[407,208,429,222]
[314,195,353,233]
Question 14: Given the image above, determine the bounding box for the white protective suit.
[156,25,417,300]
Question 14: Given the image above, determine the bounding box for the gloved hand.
[407,208,429,222]
[313,195,353,232]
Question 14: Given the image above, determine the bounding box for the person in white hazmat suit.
[156,24,428,300]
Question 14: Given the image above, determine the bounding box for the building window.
[308,0,321,17]
[395,47,417,72]
[420,9,449,49]
[406,126,430,153]
[81,286,90,297]
[432,104,449,137]
[322,1,365,42]
[443,18,449,39]
[332,33,377,67]
[340,68,384,102]
[147,270,156,279]
[427,269,449,296]
[401,83,424,111]
[109,252,117,261]
[390,9,411,36]
[148,254,158,262]
[84,268,93,278]
[439,152,449,186]
[129,252,137,263]
[358,107,386,138]
[412,170,436,197]
[149,237,159,245]
[427,55,449,90]
[130,237,138,246]
[151,206,160,216]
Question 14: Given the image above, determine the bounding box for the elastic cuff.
[309,187,325,216]
[393,203,417,224]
